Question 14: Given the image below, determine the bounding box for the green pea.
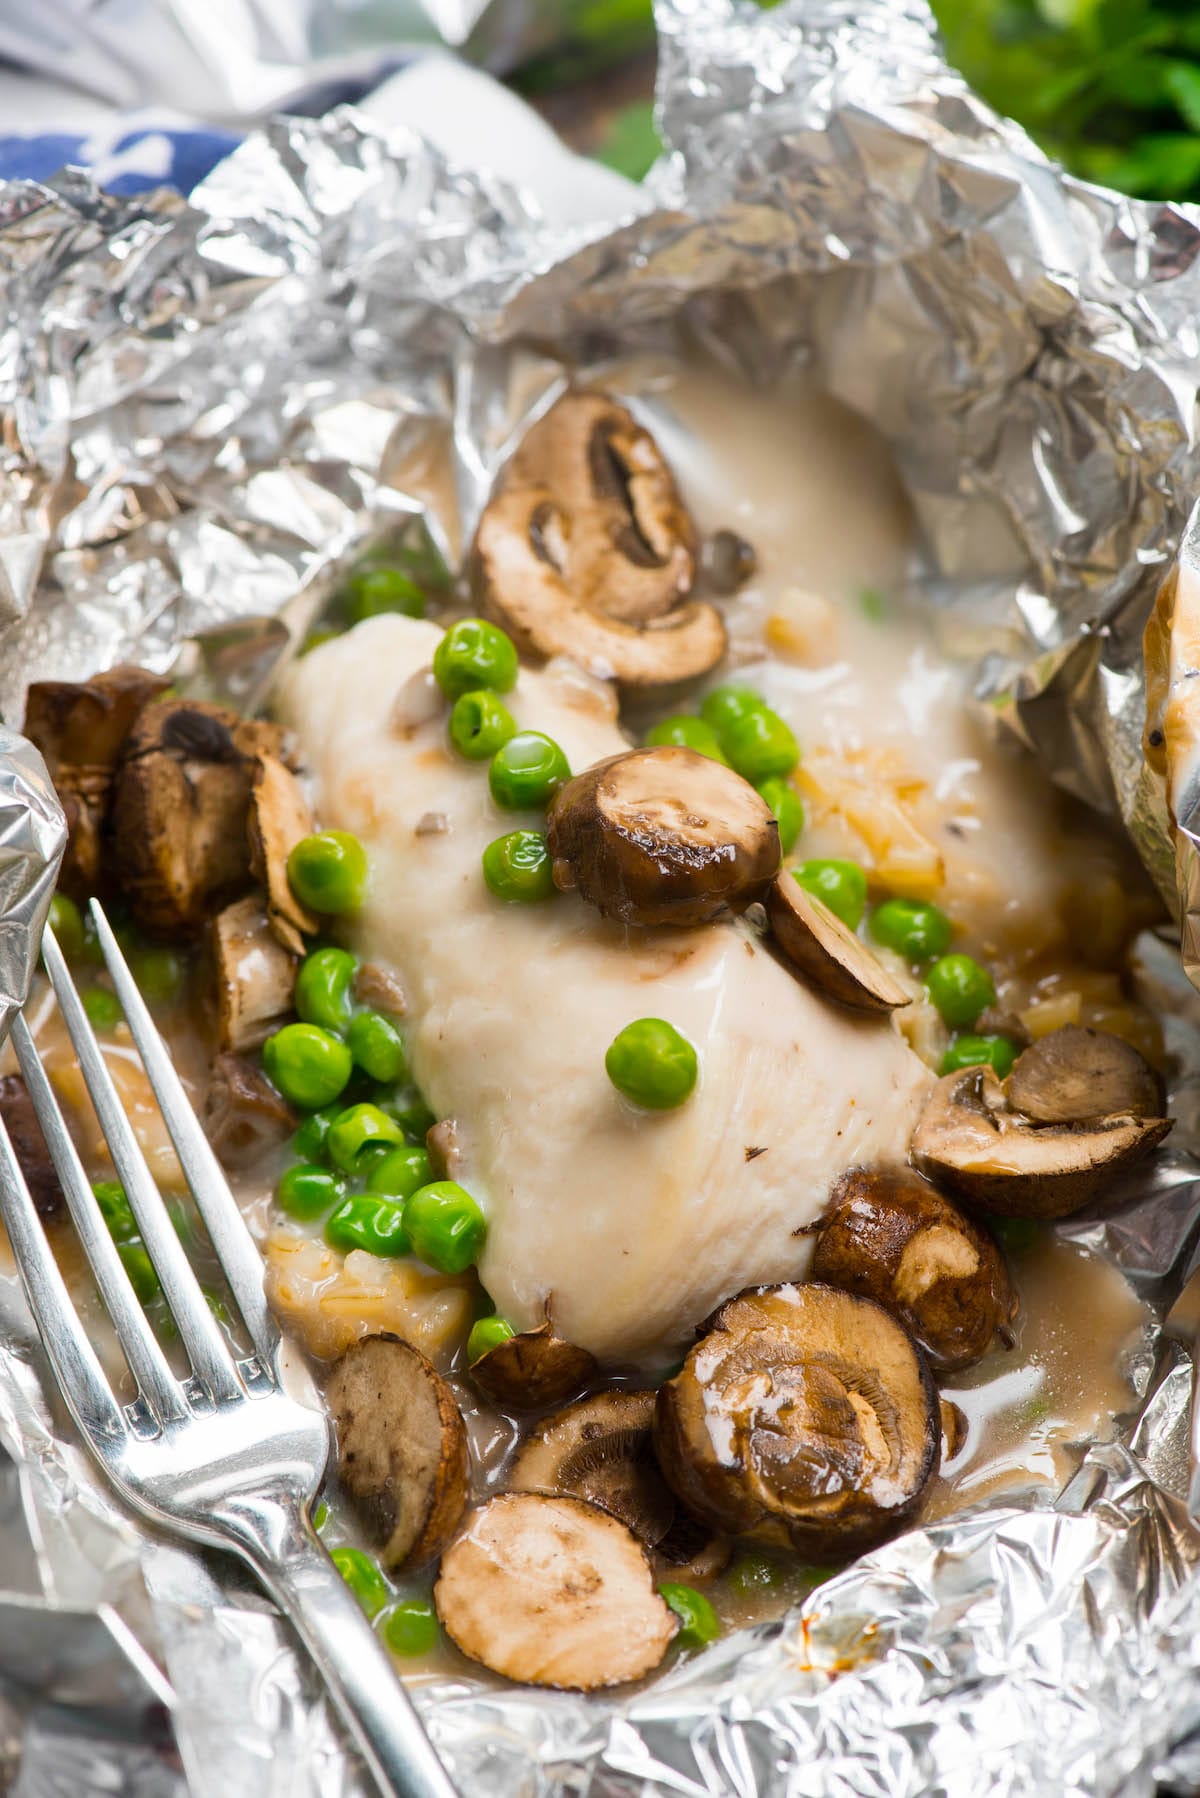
[276,1163,345,1221]
[859,587,888,623]
[392,1093,437,1144]
[287,831,368,915]
[129,945,186,1005]
[991,1215,1039,1254]
[432,618,518,700]
[448,689,517,761]
[605,1018,698,1111]
[792,860,868,931]
[345,566,426,623]
[325,1193,410,1258]
[300,625,341,657]
[869,897,952,963]
[295,947,358,1035]
[644,715,728,762]
[45,893,85,962]
[331,1547,389,1619]
[263,1023,353,1111]
[940,1034,1017,1079]
[293,1106,338,1164]
[725,1549,787,1598]
[118,1238,160,1305]
[699,685,764,737]
[83,986,122,1031]
[481,830,556,903]
[366,1144,433,1200]
[467,1315,515,1362]
[93,1179,136,1242]
[488,732,571,811]
[347,1011,408,1084]
[403,1181,487,1274]
[327,1102,404,1174]
[312,1499,330,1533]
[756,777,804,854]
[926,954,996,1028]
[660,1582,721,1649]
[721,705,799,784]
[383,1598,438,1657]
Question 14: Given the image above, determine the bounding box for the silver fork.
[0,901,457,1798]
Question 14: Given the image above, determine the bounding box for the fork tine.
[87,901,278,1367]
[40,925,243,1406]
[12,1015,184,1424]
[0,1110,126,1445]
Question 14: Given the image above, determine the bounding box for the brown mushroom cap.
[654,1283,939,1560]
[469,1319,598,1410]
[247,754,318,956]
[504,391,696,625]
[211,896,297,1054]
[546,746,781,928]
[0,1075,61,1220]
[473,485,727,691]
[111,699,286,935]
[767,874,911,1014]
[434,1492,677,1689]
[326,1333,468,1571]
[1006,1025,1165,1125]
[912,1066,1172,1219]
[811,1165,1015,1373]
[202,1052,297,1171]
[510,1391,675,1546]
[23,665,170,896]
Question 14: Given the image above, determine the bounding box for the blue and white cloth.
[0,113,241,195]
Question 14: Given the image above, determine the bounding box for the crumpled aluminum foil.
[7,0,1200,1792]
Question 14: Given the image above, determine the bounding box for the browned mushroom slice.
[546,746,780,928]
[23,665,170,895]
[503,391,696,625]
[912,1066,1172,1219]
[469,1319,598,1409]
[327,1334,468,1571]
[247,755,318,955]
[767,875,910,1014]
[700,529,757,595]
[653,1283,939,1560]
[112,699,286,935]
[810,1165,1015,1373]
[0,1075,60,1220]
[353,961,406,1017]
[202,1052,297,1171]
[434,1493,677,1689]
[211,897,296,1053]
[651,1511,732,1582]
[1006,1025,1165,1125]
[472,485,726,691]
[510,1391,675,1547]
[425,1117,461,1181]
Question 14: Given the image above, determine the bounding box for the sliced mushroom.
[767,874,910,1014]
[247,755,318,956]
[434,1493,677,1689]
[510,1391,675,1547]
[546,747,780,927]
[940,1399,968,1462]
[425,1117,461,1181]
[912,1065,1172,1219]
[1006,1025,1165,1125]
[23,665,170,895]
[211,896,297,1053]
[0,1075,60,1220]
[654,1283,939,1560]
[326,1334,468,1571]
[504,392,696,625]
[700,529,757,596]
[202,1051,297,1171]
[354,961,406,1017]
[111,699,286,935]
[469,1319,598,1410]
[651,1511,732,1582]
[810,1165,1015,1373]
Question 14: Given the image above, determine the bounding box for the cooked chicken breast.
[282,616,933,1362]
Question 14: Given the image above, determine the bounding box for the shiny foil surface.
[5,0,1200,1792]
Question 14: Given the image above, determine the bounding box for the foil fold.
[5,0,1200,1792]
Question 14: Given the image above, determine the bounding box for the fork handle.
[251,1526,459,1798]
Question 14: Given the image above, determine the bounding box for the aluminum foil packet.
[6,0,1200,1793]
